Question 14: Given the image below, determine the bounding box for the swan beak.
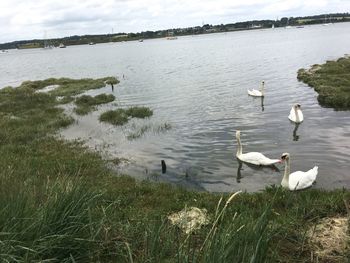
[278,159,283,163]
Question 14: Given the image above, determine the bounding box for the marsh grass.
[0,77,349,262]
[100,107,153,126]
[74,94,115,115]
[99,109,129,125]
[298,57,350,110]
[126,107,153,118]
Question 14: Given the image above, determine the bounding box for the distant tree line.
[1,13,349,50]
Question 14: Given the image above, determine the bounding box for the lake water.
[1,23,350,192]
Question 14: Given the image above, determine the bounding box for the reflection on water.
[293,123,301,141]
[235,158,280,185]
[1,23,350,192]
[236,159,243,183]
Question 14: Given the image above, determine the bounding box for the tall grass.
[0,174,102,262]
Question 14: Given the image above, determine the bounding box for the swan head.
[294,103,301,109]
[281,153,290,161]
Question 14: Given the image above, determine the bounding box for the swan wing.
[288,108,304,123]
[238,152,280,166]
[298,109,304,122]
[247,89,262,97]
[289,166,318,190]
[288,108,296,122]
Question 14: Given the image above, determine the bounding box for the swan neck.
[282,158,290,186]
[294,107,300,122]
[236,135,242,156]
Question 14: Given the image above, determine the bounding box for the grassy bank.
[0,77,349,262]
[297,56,350,110]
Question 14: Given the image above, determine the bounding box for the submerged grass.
[127,122,172,140]
[0,77,349,262]
[298,56,350,110]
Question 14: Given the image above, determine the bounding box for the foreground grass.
[0,78,349,262]
[298,56,350,110]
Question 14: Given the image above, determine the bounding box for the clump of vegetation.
[99,106,153,126]
[74,94,115,115]
[99,109,129,125]
[298,56,350,110]
[126,106,153,118]
[0,77,349,262]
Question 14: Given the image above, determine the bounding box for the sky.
[0,0,349,43]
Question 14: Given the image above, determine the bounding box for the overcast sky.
[0,0,349,43]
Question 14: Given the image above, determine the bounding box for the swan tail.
[309,166,318,181]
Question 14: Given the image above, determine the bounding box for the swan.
[248,81,265,97]
[235,130,281,165]
[288,104,304,123]
[280,153,318,190]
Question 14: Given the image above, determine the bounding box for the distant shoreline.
[1,12,350,50]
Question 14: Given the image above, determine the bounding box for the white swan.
[248,81,265,97]
[235,130,281,165]
[288,104,304,123]
[280,153,318,190]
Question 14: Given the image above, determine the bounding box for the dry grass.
[168,207,210,234]
[307,216,349,262]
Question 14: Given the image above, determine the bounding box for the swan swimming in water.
[288,104,304,123]
[280,153,318,191]
[235,130,281,166]
[248,81,265,97]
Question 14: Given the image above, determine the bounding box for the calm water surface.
[1,23,350,192]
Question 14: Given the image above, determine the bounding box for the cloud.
[0,0,349,43]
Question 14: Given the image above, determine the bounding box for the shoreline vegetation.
[298,56,350,110]
[0,77,349,261]
[1,12,350,50]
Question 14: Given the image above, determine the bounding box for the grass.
[126,106,153,118]
[99,109,129,125]
[0,77,349,262]
[74,94,115,115]
[99,107,153,126]
[297,56,350,110]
